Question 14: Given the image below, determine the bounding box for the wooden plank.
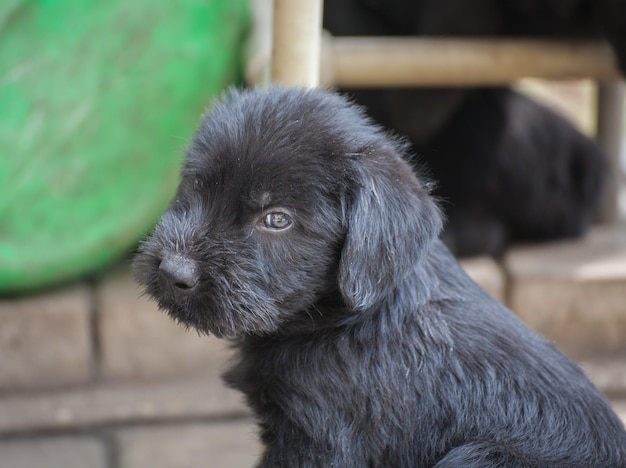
[324,37,621,87]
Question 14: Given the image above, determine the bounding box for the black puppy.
[134,87,626,467]
[415,88,608,256]
[333,86,609,256]
[324,0,617,256]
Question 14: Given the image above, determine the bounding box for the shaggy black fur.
[134,87,626,467]
[417,88,607,256]
[323,0,620,256]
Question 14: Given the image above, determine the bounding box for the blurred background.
[0,1,625,467]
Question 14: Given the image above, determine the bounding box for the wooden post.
[271,0,323,87]
[596,82,625,223]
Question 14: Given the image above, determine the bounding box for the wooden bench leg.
[597,81,625,223]
[271,0,323,87]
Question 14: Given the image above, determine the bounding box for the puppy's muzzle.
[159,253,200,295]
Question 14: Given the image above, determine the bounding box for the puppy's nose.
[159,254,200,291]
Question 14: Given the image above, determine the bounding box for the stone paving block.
[0,284,92,390]
[504,225,626,358]
[580,358,626,397]
[118,421,261,468]
[0,372,247,435]
[0,436,107,468]
[612,400,626,425]
[458,256,506,303]
[96,264,232,381]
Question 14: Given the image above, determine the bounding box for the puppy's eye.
[263,212,293,230]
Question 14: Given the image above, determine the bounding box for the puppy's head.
[134,86,442,337]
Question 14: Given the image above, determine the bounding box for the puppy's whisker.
[303,308,314,324]
[225,311,236,335]
[310,304,323,317]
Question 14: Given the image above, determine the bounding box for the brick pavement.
[0,225,625,467]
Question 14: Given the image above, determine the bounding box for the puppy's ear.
[338,150,443,311]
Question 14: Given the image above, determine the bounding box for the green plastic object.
[0,0,249,293]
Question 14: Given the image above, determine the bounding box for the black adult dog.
[134,87,626,467]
